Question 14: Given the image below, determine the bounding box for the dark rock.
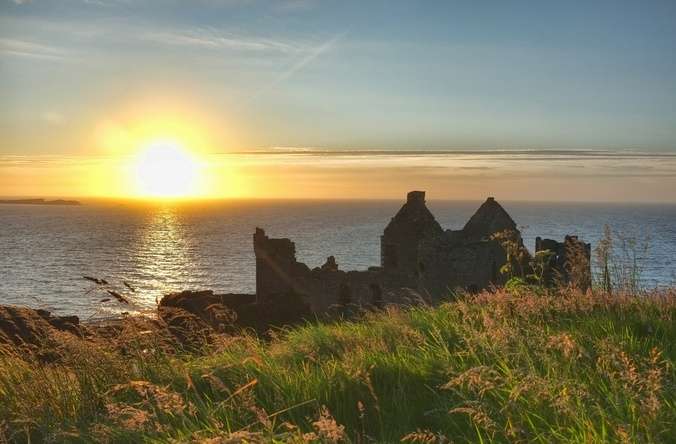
[158,289,311,334]
[157,306,211,347]
[159,290,252,333]
[0,305,85,355]
[36,309,81,336]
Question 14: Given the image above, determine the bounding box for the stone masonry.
[253,191,591,313]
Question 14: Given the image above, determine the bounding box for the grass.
[0,288,674,443]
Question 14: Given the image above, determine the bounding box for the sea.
[1,199,675,318]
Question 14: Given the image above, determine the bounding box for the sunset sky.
[1,0,675,201]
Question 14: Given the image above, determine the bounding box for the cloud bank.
[2,150,675,202]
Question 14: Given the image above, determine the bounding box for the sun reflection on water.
[131,205,201,311]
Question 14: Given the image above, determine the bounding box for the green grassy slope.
[1,289,674,443]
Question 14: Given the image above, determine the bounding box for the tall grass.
[1,288,674,443]
[595,224,651,294]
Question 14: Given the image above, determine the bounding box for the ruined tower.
[461,197,518,240]
[535,235,592,290]
[380,191,443,278]
[253,228,303,302]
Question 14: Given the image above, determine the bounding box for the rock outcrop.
[158,289,311,334]
[0,306,86,360]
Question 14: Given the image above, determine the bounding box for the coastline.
[0,198,81,206]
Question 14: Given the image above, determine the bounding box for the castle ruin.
[253,191,590,313]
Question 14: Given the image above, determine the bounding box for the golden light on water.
[133,140,202,198]
[132,206,199,308]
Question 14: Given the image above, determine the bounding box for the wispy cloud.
[3,151,676,201]
[250,32,345,100]
[142,28,299,53]
[0,38,73,61]
[214,149,676,180]
[274,33,344,82]
[229,148,676,160]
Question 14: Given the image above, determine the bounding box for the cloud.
[249,32,345,100]
[142,28,299,53]
[214,149,676,180]
[228,148,676,159]
[3,150,676,202]
[0,38,72,61]
[273,33,344,82]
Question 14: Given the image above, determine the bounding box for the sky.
[1,0,676,201]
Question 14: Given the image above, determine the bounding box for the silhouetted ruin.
[0,191,594,349]
[254,191,592,313]
[536,235,592,290]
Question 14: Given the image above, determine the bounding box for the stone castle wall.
[253,191,591,313]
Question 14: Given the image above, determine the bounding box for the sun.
[133,140,201,198]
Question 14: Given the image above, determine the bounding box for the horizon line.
[2,195,676,206]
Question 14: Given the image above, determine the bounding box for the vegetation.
[1,288,674,443]
[595,224,651,294]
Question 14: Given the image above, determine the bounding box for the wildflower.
[546,332,581,359]
[280,422,299,432]
[195,431,264,444]
[641,348,666,418]
[202,372,228,393]
[302,432,319,442]
[401,429,450,443]
[550,384,590,416]
[352,367,380,413]
[449,402,496,435]
[116,380,186,414]
[105,403,152,431]
[596,342,668,418]
[507,374,550,404]
[614,425,632,444]
[312,406,346,443]
[250,405,272,430]
[89,423,114,443]
[442,366,502,398]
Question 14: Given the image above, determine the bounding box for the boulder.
[0,305,85,358]
[157,306,212,347]
[159,290,252,333]
[158,290,311,334]
[235,290,313,332]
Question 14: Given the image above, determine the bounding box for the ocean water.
[1,199,675,318]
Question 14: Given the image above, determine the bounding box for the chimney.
[407,191,426,204]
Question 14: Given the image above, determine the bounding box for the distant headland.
[0,198,81,206]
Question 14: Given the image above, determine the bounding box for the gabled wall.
[253,192,591,314]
